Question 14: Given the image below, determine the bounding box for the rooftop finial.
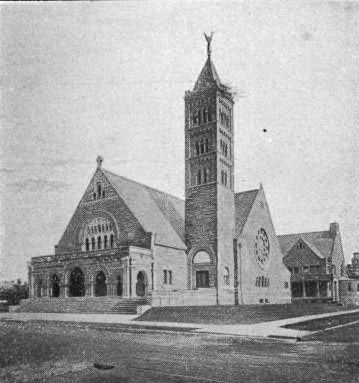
[204,32,214,57]
[96,155,104,168]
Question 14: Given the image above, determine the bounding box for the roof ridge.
[235,188,259,196]
[278,230,329,237]
[102,168,184,202]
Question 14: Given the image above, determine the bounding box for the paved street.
[1,320,359,382]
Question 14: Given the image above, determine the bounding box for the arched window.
[205,138,209,153]
[197,169,202,185]
[195,141,200,156]
[200,140,205,154]
[110,234,114,248]
[224,267,230,285]
[97,183,102,198]
[208,106,211,122]
[83,218,116,252]
[203,169,207,183]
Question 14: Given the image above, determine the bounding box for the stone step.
[15,297,150,314]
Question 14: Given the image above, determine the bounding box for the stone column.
[42,283,47,297]
[60,284,66,298]
[86,282,94,297]
[302,279,306,298]
[106,282,115,296]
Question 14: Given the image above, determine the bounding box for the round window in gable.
[254,228,270,268]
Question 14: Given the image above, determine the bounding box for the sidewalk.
[1,308,359,340]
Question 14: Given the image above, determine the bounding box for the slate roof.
[193,57,222,91]
[234,189,259,235]
[103,168,261,250]
[103,169,186,250]
[278,231,334,259]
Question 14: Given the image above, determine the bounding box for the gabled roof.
[102,169,186,250]
[234,189,259,235]
[102,168,263,250]
[193,57,222,91]
[278,231,334,258]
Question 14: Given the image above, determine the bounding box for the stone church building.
[28,37,292,308]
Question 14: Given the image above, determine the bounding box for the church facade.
[28,37,291,308]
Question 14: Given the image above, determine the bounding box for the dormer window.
[297,242,305,250]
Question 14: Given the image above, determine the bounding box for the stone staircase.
[14,297,150,315]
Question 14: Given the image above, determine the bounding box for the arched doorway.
[117,274,123,297]
[136,271,147,297]
[192,251,212,288]
[94,271,107,297]
[69,267,85,297]
[51,274,60,297]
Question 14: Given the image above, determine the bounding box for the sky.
[0,1,358,281]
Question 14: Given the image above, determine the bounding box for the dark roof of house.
[193,57,222,91]
[103,169,186,250]
[278,231,334,258]
[103,167,261,250]
[234,189,259,235]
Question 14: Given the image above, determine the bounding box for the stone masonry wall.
[238,188,291,304]
[56,176,150,254]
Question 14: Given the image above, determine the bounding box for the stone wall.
[238,188,291,305]
[153,244,187,292]
[56,168,151,254]
[217,184,235,304]
[152,288,217,307]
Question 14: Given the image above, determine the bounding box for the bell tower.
[184,34,235,297]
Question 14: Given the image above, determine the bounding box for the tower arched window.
[200,140,205,154]
[195,141,200,156]
[91,237,96,250]
[205,138,209,153]
[208,106,211,122]
[98,236,102,250]
[110,234,114,248]
[203,168,208,183]
[97,183,102,198]
[85,238,90,251]
[104,235,108,249]
[197,169,202,185]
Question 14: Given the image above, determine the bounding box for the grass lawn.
[302,321,359,343]
[136,303,353,325]
[283,312,359,331]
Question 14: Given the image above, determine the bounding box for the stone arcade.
[28,36,292,309]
